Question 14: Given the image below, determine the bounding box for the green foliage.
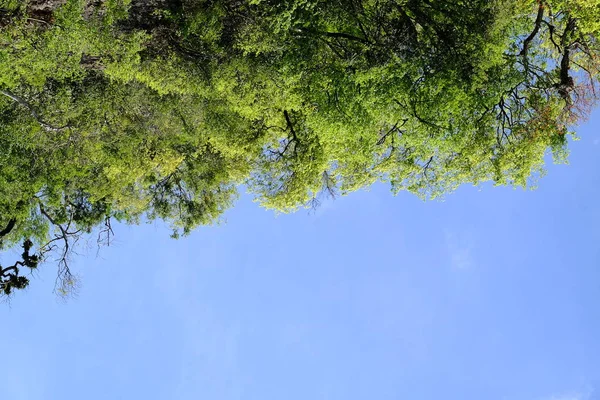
[0,0,598,295]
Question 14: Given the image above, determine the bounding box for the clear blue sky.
[2,111,600,400]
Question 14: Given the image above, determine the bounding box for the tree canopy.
[0,0,598,296]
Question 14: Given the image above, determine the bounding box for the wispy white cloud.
[548,395,583,400]
[544,386,595,400]
[444,230,474,269]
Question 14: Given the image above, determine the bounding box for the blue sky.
[2,111,600,400]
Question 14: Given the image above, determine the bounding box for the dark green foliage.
[0,0,598,296]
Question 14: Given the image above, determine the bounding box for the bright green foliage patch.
[0,0,598,296]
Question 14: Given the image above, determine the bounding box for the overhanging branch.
[0,89,70,132]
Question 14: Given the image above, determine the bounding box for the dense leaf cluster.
[0,0,598,295]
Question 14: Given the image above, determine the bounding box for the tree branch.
[0,89,70,132]
[520,3,545,58]
[557,18,577,102]
[295,27,372,45]
[0,218,16,239]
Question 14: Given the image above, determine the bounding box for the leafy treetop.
[0,0,597,296]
